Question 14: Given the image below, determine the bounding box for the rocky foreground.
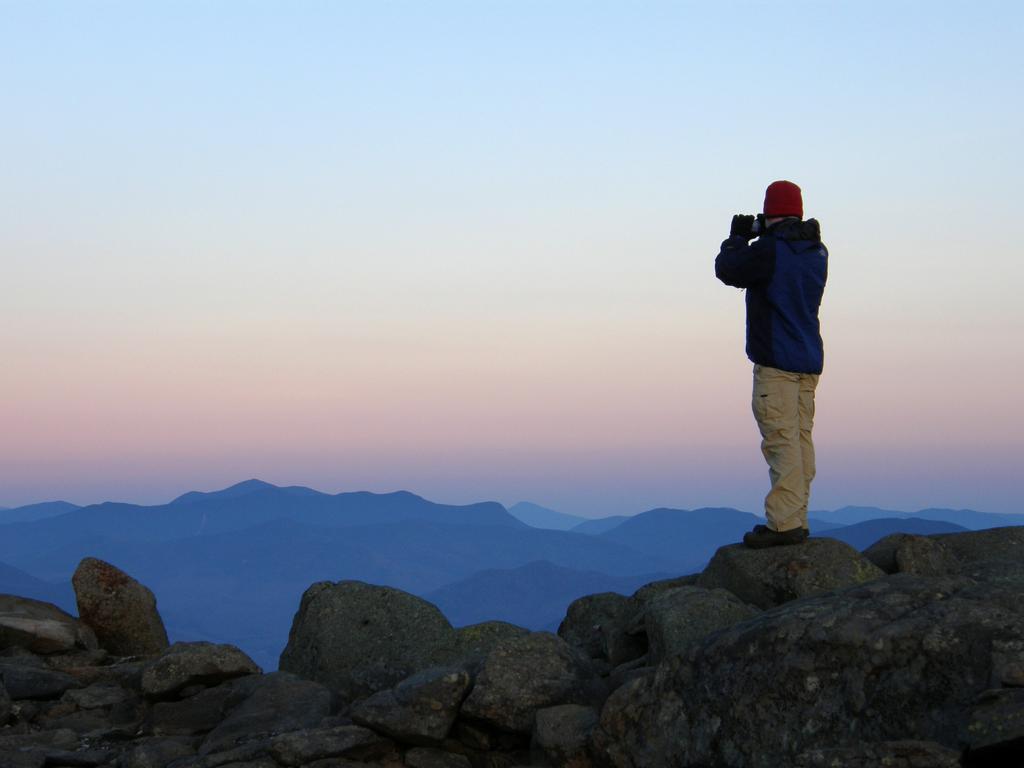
[2,530,1023,768]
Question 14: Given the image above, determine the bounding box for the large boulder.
[279,581,457,702]
[0,595,98,654]
[591,573,1024,767]
[640,586,758,666]
[696,537,884,609]
[350,665,471,744]
[461,632,604,734]
[141,641,260,699]
[72,558,169,657]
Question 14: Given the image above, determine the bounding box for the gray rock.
[149,681,252,736]
[0,660,81,699]
[350,666,471,744]
[0,677,10,724]
[991,636,1024,688]
[641,586,758,666]
[0,594,99,655]
[558,593,633,661]
[200,671,334,755]
[896,536,961,576]
[795,740,961,767]
[591,573,1024,767]
[2,753,47,768]
[170,740,272,768]
[606,660,652,694]
[0,728,78,767]
[532,704,598,767]
[697,537,884,609]
[119,737,198,768]
[0,751,47,768]
[268,724,393,766]
[404,747,473,768]
[450,720,492,751]
[588,675,654,768]
[935,526,1024,565]
[448,621,530,666]
[63,682,133,710]
[279,581,457,702]
[142,642,261,699]
[863,533,915,573]
[65,658,146,691]
[26,748,114,766]
[38,704,124,736]
[461,632,603,733]
[203,759,276,768]
[863,534,959,576]
[39,672,142,738]
[962,687,1024,766]
[600,622,646,668]
[72,558,169,657]
[631,575,700,604]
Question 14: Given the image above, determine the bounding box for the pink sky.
[3,3,1022,516]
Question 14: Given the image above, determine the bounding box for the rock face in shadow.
[71,558,168,657]
[696,537,884,609]
[3,530,1024,768]
[199,671,336,755]
[591,572,1024,767]
[279,580,458,702]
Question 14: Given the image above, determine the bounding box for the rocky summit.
[1,530,1023,768]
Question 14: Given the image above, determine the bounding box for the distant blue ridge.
[2,479,1021,671]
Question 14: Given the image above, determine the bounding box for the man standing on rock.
[715,180,828,549]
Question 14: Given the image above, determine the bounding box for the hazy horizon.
[4,3,1022,517]
[1,475,1016,521]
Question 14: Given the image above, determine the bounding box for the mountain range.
[0,479,1017,669]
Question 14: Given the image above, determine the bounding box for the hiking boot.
[742,524,809,550]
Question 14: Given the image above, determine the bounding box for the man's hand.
[730,214,756,239]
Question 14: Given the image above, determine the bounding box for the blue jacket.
[715,218,828,374]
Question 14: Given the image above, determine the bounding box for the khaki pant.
[752,364,819,533]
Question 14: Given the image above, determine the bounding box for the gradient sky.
[3,1,1022,516]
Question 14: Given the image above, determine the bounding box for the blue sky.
[2,2,1023,515]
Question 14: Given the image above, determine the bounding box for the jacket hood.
[771,218,821,243]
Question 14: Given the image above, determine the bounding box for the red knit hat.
[763,180,803,218]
